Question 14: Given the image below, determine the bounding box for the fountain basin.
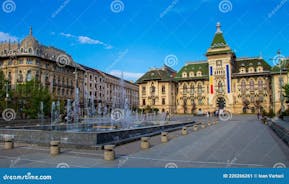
[0,121,196,149]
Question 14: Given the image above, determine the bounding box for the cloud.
[109,70,143,81]
[59,32,112,49]
[0,32,18,42]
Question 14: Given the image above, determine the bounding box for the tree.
[283,84,289,103]
[14,79,51,119]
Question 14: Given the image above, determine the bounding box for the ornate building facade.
[0,27,138,115]
[137,23,288,114]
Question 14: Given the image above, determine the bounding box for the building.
[0,27,139,116]
[136,65,177,113]
[137,22,288,114]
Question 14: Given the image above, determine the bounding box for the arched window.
[189,72,194,77]
[26,70,32,81]
[190,85,194,94]
[183,84,187,94]
[217,81,223,93]
[258,80,263,91]
[241,80,246,94]
[198,83,202,94]
[18,71,23,82]
[249,80,254,91]
[182,72,187,78]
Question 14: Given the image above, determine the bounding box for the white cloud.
[109,70,143,81]
[0,32,18,42]
[60,32,112,49]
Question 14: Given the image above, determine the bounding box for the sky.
[0,0,289,81]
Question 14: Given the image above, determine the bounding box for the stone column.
[161,132,168,143]
[182,126,188,135]
[104,145,115,161]
[4,136,14,149]
[140,137,150,149]
[50,141,60,156]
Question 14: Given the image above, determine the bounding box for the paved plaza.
[0,115,288,168]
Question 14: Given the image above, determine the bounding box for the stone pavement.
[0,115,288,168]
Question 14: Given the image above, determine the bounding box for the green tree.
[14,79,51,119]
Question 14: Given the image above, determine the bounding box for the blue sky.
[1,0,289,81]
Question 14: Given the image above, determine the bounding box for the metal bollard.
[182,126,188,135]
[50,141,60,156]
[104,145,115,161]
[4,136,14,149]
[161,132,169,143]
[140,137,150,149]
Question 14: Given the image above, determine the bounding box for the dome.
[20,27,40,50]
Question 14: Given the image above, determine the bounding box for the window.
[142,99,146,106]
[190,85,194,94]
[182,72,187,78]
[239,67,246,73]
[183,84,187,94]
[249,80,254,91]
[217,81,223,93]
[162,98,165,105]
[216,60,222,67]
[189,72,194,77]
[150,85,156,93]
[26,70,32,81]
[18,71,23,82]
[152,99,155,105]
[26,58,33,64]
[198,84,202,94]
[241,80,246,94]
[257,66,263,72]
[258,80,263,91]
[250,95,254,103]
[196,71,202,76]
[248,67,254,73]
[161,85,165,94]
[198,98,202,105]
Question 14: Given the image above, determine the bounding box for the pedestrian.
[257,112,260,120]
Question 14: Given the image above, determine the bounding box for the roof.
[210,32,227,49]
[206,22,232,56]
[136,65,176,84]
[234,57,271,72]
[175,62,209,80]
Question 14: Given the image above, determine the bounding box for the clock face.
[216,60,222,66]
